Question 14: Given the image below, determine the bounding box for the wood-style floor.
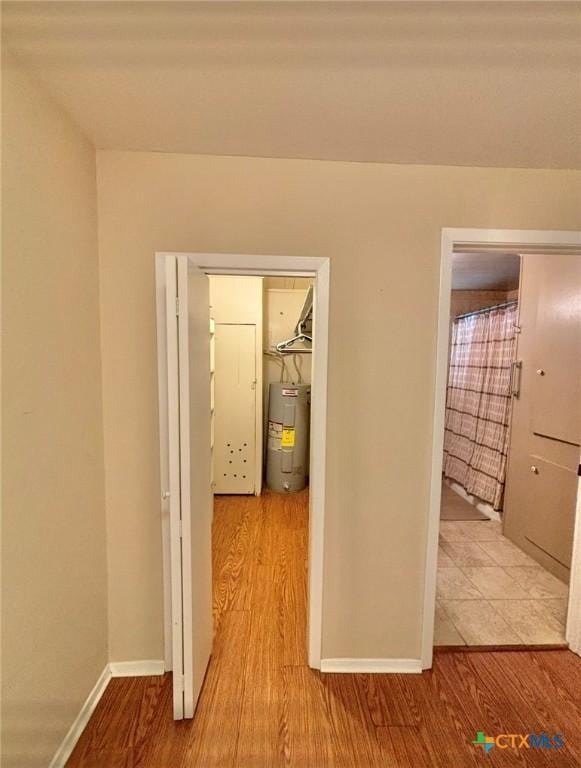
[67,490,581,767]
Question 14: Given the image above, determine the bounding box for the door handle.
[510,360,523,399]
[530,465,539,474]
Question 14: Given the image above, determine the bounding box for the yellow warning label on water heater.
[281,428,295,448]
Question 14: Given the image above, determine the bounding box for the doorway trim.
[157,252,330,670]
[421,228,581,670]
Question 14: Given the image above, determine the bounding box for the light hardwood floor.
[67,491,581,767]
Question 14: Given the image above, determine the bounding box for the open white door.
[156,253,213,720]
[158,254,184,718]
[176,254,213,718]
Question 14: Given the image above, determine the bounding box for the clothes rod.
[455,299,518,320]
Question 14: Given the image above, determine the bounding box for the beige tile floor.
[435,519,568,646]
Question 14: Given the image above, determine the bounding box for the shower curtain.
[443,303,518,511]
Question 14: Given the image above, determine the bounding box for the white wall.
[95,148,581,663]
[264,286,313,386]
[2,53,107,767]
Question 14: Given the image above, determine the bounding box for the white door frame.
[157,252,330,670]
[421,228,581,669]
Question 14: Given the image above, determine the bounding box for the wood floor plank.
[396,668,479,768]
[320,673,384,768]
[475,651,581,767]
[212,497,252,629]
[233,499,286,765]
[433,652,540,768]
[182,610,251,768]
[376,725,434,768]
[140,678,193,768]
[234,602,284,766]
[67,492,581,768]
[281,666,336,767]
[356,673,420,727]
[279,530,307,666]
[534,648,581,702]
[66,676,167,767]
[230,497,265,612]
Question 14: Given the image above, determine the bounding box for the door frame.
[421,228,581,669]
[157,252,330,670]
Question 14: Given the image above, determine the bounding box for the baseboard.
[48,664,112,768]
[109,659,166,677]
[320,658,422,674]
[49,660,165,767]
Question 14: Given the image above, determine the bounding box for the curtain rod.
[455,299,517,321]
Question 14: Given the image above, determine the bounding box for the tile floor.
[435,519,568,646]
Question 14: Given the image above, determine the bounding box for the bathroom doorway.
[422,229,581,667]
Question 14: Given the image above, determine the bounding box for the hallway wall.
[2,54,107,767]
[96,148,581,663]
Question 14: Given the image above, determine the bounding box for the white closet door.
[158,254,184,718]
[157,253,213,720]
[176,255,213,718]
[213,324,257,494]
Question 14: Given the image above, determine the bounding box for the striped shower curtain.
[442,303,518,511]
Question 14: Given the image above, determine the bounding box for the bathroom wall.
[450,289,515,318]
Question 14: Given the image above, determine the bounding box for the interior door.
[176,255,213,719]
[213,324,256,494]
[157,254,212,720]
[158,254,185,718]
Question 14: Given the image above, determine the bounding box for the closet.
[208,275,313,496]
[503,253,581,582]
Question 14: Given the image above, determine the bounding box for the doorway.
[156,253,330,719]
[436,251,573,647]
[422,229,581,668]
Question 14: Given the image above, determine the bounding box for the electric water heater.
[266,382,310,492]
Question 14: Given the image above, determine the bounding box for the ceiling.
[452,252,521,291]
[2,2,580,169]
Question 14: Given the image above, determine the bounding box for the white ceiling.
[452,252,521,291]
[3,2,580,169]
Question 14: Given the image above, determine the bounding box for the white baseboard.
[49,660,165,767]
[320,658,422,674]
[109,659,165,677]
[49,665,112,768]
